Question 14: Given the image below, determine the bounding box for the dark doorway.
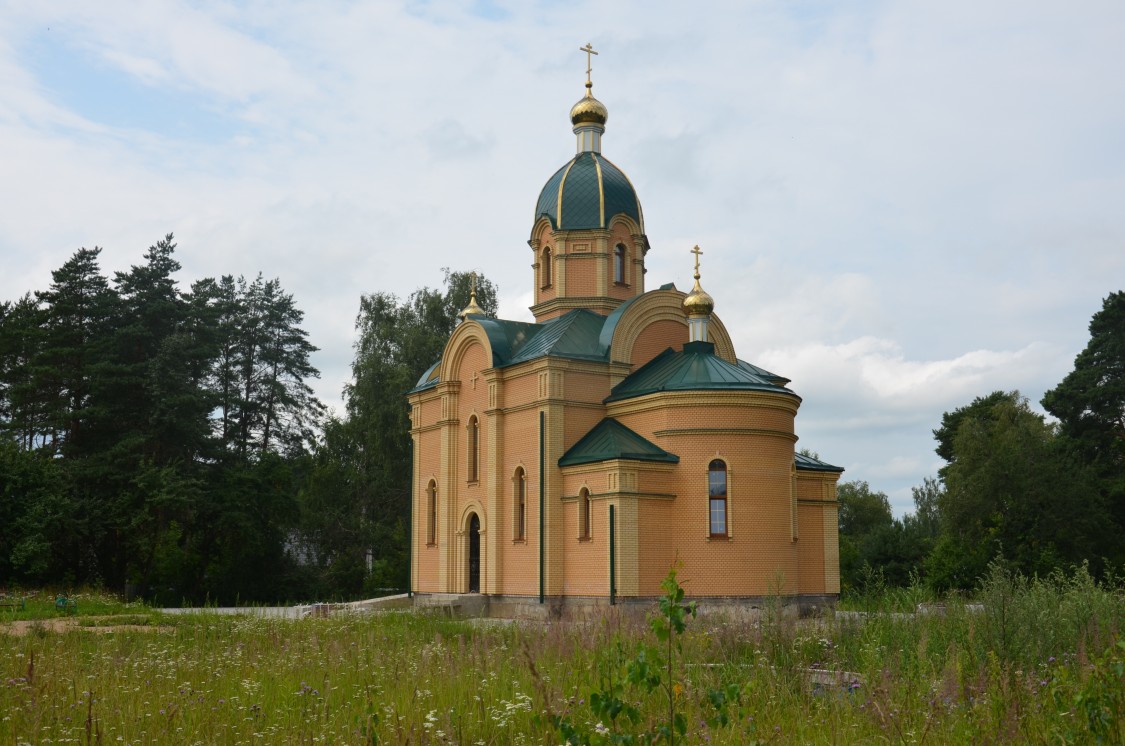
[468,513,481,593]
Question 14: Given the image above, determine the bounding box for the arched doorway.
[468,513,480,593]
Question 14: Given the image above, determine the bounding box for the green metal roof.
[535,152,643,231]
[408,310,798,402]
[736,359,790,386]
[508,309,609,364]
[794,452,845,473]
[412,359,442,391]
[605,341,799,403]
[559,418,679,467]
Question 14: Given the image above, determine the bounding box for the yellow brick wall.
[629,318,688,369]
[409,289,840,602]
[561,496,611,595]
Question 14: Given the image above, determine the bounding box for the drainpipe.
[539,410,545,605]
[408,438,413,599]
[609,504,616,605]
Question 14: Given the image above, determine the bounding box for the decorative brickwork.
[406,79,841,616]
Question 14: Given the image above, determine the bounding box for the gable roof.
[558,418,680,467]
[605,341,798,403]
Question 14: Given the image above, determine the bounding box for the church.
[407,53,843,617]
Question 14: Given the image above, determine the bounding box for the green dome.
[534,152,644,231]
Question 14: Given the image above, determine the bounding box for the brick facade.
[407,81,841,616]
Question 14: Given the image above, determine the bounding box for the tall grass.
[1,564,1121,744]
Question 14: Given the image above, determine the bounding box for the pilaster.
[438,387,460,590]
[485,378,504,594]
[541,367,568,596]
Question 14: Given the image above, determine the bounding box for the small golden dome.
[682,245,714,316]
[570,82,608,127]
[459,281,486,321]
[683,279,715,316]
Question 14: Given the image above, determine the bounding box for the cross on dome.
[579,43,598,86]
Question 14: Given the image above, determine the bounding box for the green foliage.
[931,391,1115,588]
[293,269,498,600]
[836,480,928,591]
[1043,290,1125,565]
[3,566,1121,744]
[549,565,744,745]
[0,237,324,602]
[933,390,1012,468]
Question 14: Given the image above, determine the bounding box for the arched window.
[579,487,591,539]
[467,415,479,482]
[708,460,727,537]
[514,467,527,540]
[614,244,627,285]
[541,248,553,288]
[427,480,438,545]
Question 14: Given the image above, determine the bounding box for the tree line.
[837,291,1124,593]
[0,235,493,604]
[1,234,1118,601]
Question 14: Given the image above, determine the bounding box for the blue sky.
[2,0,1123,515]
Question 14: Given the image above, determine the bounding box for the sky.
[2,1,1123,515]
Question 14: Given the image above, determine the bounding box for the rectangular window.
[709,498,726,536]
[709,459,728,537]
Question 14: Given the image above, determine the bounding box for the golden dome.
[570,82,608,127]
[683,279,715,316]
[682,245,714,316]
[458,281,486,321]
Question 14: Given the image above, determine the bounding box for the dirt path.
[0,618,173,637]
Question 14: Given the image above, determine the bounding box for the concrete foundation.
[409,592,837,621]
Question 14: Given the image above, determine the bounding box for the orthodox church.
[408,55,843,617]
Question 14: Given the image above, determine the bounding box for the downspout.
[609,504,616,605]
[408,438,413,599]
[539,410,545,604]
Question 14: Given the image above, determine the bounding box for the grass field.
[2,565,1122,744]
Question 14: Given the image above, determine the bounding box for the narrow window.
[427,480,438,545]
[579,488,591,539]
[708,460,727,537]
[541,248,553,288]
[467,415,479,482]
[614,244,626,285]
[515,467,527,540]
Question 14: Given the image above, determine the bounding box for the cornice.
[655,427,798,442]
[607,389,801,418]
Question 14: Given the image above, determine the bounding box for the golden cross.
[691,245,703,279]
[579,43,598,84]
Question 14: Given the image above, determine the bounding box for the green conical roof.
[606,341,799,403]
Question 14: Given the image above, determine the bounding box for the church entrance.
[468,513,480,593]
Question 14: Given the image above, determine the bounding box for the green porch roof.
[535,152,643,231]
[794,452,845,473]
[559,418,679,467]
[605,341,798,403]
